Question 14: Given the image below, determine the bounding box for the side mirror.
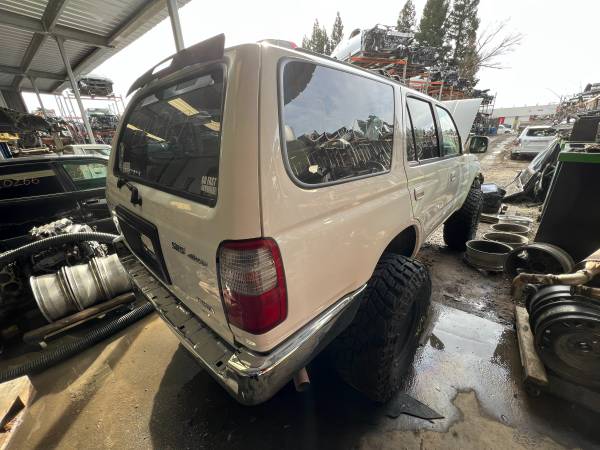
[467,135,489,154]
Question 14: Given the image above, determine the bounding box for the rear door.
[404,95,457,236]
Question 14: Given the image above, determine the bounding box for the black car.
[0,154,114,250]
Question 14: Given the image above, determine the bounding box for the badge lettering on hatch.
[171,241,208,267]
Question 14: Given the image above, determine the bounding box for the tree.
[331,12,344,49]
[397,0,416,34]
[302,19,331,55]
[415,0,450,60]
[447,0,480,66]
[463,21,524,77]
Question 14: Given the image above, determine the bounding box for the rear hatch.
[107,44,262,344]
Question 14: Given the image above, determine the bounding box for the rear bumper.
[119,252,365,405]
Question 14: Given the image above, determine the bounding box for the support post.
[29,76,47,118]
[402,58,408,84]
[167,0,184,52]
[54,36,95,144]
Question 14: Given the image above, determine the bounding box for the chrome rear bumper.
[120,253,365,405]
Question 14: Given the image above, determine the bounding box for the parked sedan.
[0,154,114,250]
[511,125,556,159]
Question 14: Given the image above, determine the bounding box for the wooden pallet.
[0,377,35,450]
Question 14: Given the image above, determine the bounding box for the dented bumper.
[120,252,365,405]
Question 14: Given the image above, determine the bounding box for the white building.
[491,104,558,128]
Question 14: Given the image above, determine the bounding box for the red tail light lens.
[218,238,287,334]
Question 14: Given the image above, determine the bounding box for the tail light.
[217,238,287,334]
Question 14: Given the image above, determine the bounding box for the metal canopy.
[0,0,190,94]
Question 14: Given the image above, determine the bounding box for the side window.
[281,61,394,186]
[406,97,439,160]
[436,106,461,156]
[62,162,107,190]
[0,164,64,200]
[405,105,417,162]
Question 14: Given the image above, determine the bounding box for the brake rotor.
[534,304,600,389]
[505,243,575,278]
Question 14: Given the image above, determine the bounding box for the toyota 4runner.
[106,34,484,405]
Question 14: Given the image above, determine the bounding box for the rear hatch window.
[116,68,224,206]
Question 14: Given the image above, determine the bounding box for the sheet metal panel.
[29,38,92,74]
[0,24,34,67]
[57,0,148,37]
[0,0,47,20]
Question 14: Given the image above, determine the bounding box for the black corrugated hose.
[0,231,119,266]
[0,301,154,383]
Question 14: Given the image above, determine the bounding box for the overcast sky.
[24,0,599,112]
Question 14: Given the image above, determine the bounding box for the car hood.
[442,98,484,145]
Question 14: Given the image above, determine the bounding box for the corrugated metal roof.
[0,0,47,20]
[57,0,149,37]
[0,0,191,93]
[0,24,34,67]
[29,38,91,74]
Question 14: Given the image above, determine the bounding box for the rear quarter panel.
[249,45,418,351]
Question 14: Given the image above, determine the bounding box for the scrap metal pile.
[335,24,484,100]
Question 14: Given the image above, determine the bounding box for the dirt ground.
[4,135,600,449]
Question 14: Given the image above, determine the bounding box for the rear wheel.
[330,253,431,402]
[443,179,483,251]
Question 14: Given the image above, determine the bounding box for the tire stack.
[526,285,600,390]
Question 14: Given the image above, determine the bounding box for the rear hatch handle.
[117,177,142,206]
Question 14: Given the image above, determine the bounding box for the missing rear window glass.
[116,69,224,206]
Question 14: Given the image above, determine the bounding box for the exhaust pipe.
[30,254,132,322]
[293,367,310,392]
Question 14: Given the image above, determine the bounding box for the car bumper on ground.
[119,251,366,405]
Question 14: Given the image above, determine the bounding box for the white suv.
[107,35,484,405]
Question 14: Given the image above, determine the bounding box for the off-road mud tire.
[443,179,483,251]
[330,253,431,402]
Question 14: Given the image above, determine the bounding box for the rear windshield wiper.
[117,177,142,206]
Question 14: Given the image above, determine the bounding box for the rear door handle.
[414,186,425,200]
[449,172,457,182]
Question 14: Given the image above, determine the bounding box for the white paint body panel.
[107,42,481,352]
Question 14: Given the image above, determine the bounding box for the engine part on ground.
[481,183,506,214]
[23,292,136,344]
[511,248,599,299]
[0,264,24,319]
[0,301,153,384]
[498,215,534,227]
[464,240,512,272]
[28,219,108,272]
[0,231,118,266]
[532,298,600,389]
[491,223,531,236]
[29,254,131,322]
[482,232,529,250]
